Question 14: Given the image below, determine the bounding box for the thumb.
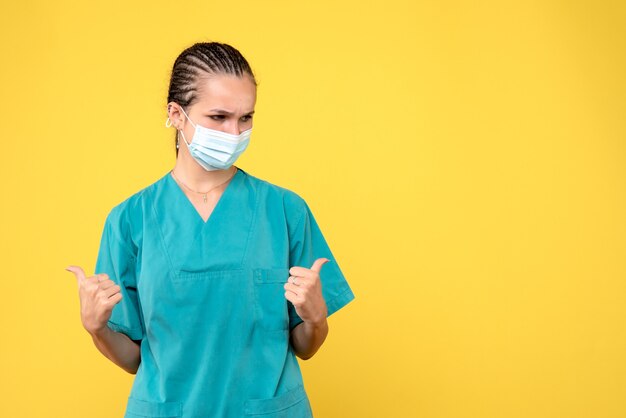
[65,265,87,284]
[310,258,330,273]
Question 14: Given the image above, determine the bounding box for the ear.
[167,102,185,129]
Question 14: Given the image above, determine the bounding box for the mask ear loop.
[179,106,197,129]
[176,106,195,149]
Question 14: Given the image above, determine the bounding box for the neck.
[173,151,237,190]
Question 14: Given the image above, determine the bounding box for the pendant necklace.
[170,167,237,203]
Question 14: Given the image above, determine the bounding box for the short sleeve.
[287,200,355,330]
[94,210,145,341]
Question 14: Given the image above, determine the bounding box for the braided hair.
[167,42,257,156]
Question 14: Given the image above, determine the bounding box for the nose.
[224,122,240,136]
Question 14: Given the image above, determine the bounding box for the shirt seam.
[107,319,143,340]
[325,286,356,316]
[288,205,308,243]
[106,214,138,262]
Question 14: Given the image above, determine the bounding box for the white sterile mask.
[172,107,252,171]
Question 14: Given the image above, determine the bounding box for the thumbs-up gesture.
[284,258,330,325]
[65,265,123,336]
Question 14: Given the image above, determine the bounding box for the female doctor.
[66,42,355,417]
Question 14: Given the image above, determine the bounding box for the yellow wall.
[1,1,625,417]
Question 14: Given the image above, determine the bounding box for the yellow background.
[1,1,625,417]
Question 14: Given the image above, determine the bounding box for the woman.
[66,42,355,417]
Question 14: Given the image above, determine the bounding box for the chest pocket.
[253,268,290,332]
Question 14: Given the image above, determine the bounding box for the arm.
[290,318,329,360]
[83,208,145,373]
[285,198,355,359]
[66,265,142,375]
[90,326,141,374]
[285,258,331,360]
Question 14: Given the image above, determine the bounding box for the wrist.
[304,316,328,330]
[88,324,111,340]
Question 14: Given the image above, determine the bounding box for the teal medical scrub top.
[94,166,355,418]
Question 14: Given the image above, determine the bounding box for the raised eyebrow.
[208,109,255,116]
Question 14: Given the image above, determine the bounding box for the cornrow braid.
[166,42,257,156]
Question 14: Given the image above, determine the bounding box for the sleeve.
[287,199,356,331]
[94,210,145,341]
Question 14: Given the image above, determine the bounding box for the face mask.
[171,107,252,171]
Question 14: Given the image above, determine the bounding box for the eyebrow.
[208,108,255,115]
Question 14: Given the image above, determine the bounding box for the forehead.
[193,74,256,112]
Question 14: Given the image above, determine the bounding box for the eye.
[241,115,253,122]
[209,115,225,121]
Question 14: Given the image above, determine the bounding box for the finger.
[102,284,121,298]
[85,277,101,289]
[289,260,329,278]
[108,292,123,305]
[289,266,318,279]
[88,274,112,289]
[284,290,296,303]
[98,280,118,291]
[310,258,330,273]
[288,276,301,286]
[284,282,300,296]
[94,273,109,282]
[65,265,87,284]
[284,289,300,305]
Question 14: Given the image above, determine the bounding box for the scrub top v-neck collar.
[151,166,256,274]
[165,166,243,228]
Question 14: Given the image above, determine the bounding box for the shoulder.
[105,182,151,227]
[240,169,309,217]
[102,173,166,250]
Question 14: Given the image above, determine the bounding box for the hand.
[65,265,123,336]
[284,258,330,325]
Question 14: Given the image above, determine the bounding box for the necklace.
[170,167,237,203]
